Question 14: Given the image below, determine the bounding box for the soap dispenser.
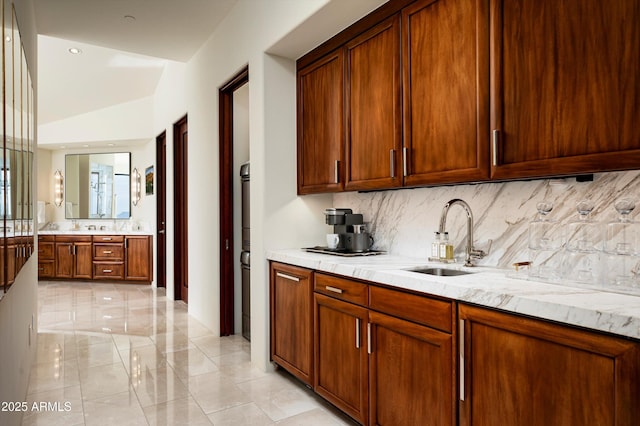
[431,232,441,259]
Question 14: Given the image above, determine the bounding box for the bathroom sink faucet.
[439,199,486,267]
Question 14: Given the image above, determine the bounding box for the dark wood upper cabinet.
[490,0,640,179]
[402,0,490,186]
[297,50,345,194]
[297,0,640,194]
[344,14,403,191]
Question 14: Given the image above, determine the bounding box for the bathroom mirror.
[65,152,131,219]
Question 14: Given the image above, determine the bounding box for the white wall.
[0,1,38,425]
[38,97,153,146]
[158,0,391,369]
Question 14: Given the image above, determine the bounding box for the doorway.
[155,131,167,288]
[219,66,249,336]
[173,115,188,303]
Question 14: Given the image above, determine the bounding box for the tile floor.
[23,281,356,426]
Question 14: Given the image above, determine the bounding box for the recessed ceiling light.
[124,15,136,22]
[107,143,115,147]
[68,47,82,54]
[83,144,89,148]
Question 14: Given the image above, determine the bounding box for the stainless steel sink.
[411,267,473,276]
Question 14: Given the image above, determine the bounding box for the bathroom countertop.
[39,229,153,236]
[267,249,640,341]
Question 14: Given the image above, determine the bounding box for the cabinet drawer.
[38,261,55,278]
[93,263,125,279]
[93,235,125,243]
[93,244,124,261]
[369,286,452,333]
[38,242,55,260]
[56,235,92,243]
[315,273,368,306]
[38,235,55,242]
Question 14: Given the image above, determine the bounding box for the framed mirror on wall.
[65,153,131,220]
[1,1,35,297]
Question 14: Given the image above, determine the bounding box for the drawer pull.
[102,237,113,241]
[460,319,465,401]
[355,318,361,349]
[103,250,112,254]
[103,269,113,273]
[325,285,343,294]
[276,272,300,282]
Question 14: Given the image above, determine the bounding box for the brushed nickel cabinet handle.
[459,319,465,401]
[492,129,499,167]
[402,147,408,177]
[334,160,339,184]
[355,318,361,349]
[276,272,300,282]
[325,286,343,294]
[390,149,396,178]
[103,250,112,254]
[367,323,372,354]
[103,269,112,273]
[102,237,113,241]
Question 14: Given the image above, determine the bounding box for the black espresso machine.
[305,208,384,256]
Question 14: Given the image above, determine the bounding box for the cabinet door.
[491,0,640,180]
[55,243,74,278]
[297,50,344,194]
[270,263,314,385]
[403,0,489,186]
[125,236,152,281]
[74,242,93,279]
[369,311,454,426]
[459,304,640,426]
[314,293,368,424]
[344,14,402,191]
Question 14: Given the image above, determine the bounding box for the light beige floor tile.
[21,385,84,426]
[78,363,131,401]
[238,373,321,421]
[274,407,357,425]
[183,371,251,414]
[143,397,213,426]
[165,347,219,380]
[130,365,190,407]
[119,344,168,374]
[112,333,155,351]
[207,402,274,426]
[75,342,122,369]
[82,391,148,426]
[27,359,80,395]
[151,331,195,354]
[191,335,245,358]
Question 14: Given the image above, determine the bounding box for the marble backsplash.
[333,170,640,270]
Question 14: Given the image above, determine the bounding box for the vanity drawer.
[38,261,56,278]
[93,244,124,261]
[369,286,453,333]
[38,242,55,260]
[314,273,368,306]
[93,235,125,243]
[93,263,125,280]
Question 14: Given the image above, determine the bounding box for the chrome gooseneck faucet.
[439,199,486,267]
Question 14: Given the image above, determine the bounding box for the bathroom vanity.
[38,232,153,283]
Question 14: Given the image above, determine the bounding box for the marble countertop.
[39,229,153,236]
[267,249,640,341]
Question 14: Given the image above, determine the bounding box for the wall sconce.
[131,167,141,206]
[54,169,64,207]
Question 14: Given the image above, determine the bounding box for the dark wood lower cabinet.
[369,311,454,426]
[314,293,369,424]
[270,262,314,385]
[270,263,640,426]
[459,304,640,426]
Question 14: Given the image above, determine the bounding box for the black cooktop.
[304,246,386,257]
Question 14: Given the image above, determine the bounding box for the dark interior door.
[219,66,249,335]
[174,116,188,303]
[156,131,167,288]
